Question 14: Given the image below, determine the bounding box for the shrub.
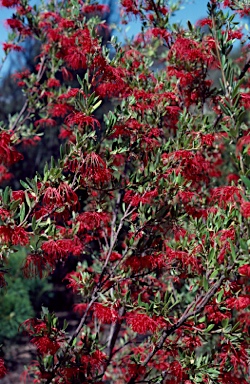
[0,0,249,383]
[0,249,53,342]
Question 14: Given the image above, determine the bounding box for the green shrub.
[0,248,53,342]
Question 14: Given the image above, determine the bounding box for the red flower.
[34,118,57,127]
[226,296,250,310]
[0,225,12,243]
[238,264,250,277]
[2,42,23,51]
[22,254,48,278]
[241,201,250,218]
[58,88,83,100]
[126,312,158,334]
[22,136,41,147]
[124,254,161,272]
[0,208,11,220]
[0,164,12,184]
[123,189,158,207]
[47,78,60,88]
[64,47,88,70]
[43,182,78,211]
[76,211,110,232]
[42,187,62,208]
[57,182,78,209]
[65,271,85,293]
[210,186,242,208]
[0,359,7,379]
[31,336,60,355]
[196,18,212,27]
[81,152,111,185]
[65,112,100,130]
[20,318,47,336]
[11,226,29,245]
[127,363,146,379]
[1,0,19,6]
[49,103,71,117]
[58,127,76,142]
[168,37,208,65]
[206,300,231,324]
[109,251,122,261]
[0,272,7,288]
[121,0,140,15]
[166,246,201,273]
[81,349,107,372]
[42,237,82,264]
[93,303,118,324]
[5,18,23,30]
[73,303,88,315]
[236,134,250,155]
[0,132,23,166]
[82,4,109,14]
[182,335,202,350]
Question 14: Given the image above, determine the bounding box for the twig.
[127,274,226,384]
[238,57,250,80]
[10,54,47,131]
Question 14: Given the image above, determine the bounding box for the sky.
[0,0,236,74]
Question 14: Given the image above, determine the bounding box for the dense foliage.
[0,248,53,342]
[0,0,250,383]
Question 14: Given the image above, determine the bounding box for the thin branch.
[238,57,250,80]
[10,54,47,131]
[127,274,226,384]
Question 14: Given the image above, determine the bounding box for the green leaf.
[31,215,37,231]
[205,323,215,332]
[187,20,193,31]
[77,74,83,88]
[210,269,219,279]
[19,203,26,223]
[90,99,102,113]
[202,276,209,292]
[228,238,237,261]
[20,180,30,190]
[24,191,32,208]
[3,186,11,205]
[217,289,224,303]
[10,199,21,211]
[241,175,250,191]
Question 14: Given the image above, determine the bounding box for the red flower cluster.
[0,132,23,166]
[41,237,82,264]
[126,312,159,334]
[93,303,118,324]
[0,225,29,246]
[0,359,7,379]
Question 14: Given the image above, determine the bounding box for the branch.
[10,54,47,131]
[238,57,250,81]
[127,274,226,384]
[106,307,126,363]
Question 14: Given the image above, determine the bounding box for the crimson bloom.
[31,336,60,355]
[2,42,23,51]
[41,237,83,265]
[22,254,48,278]
[126,311,159,334]
[11,226,29,246]
[0,131,23,166]
[240,201,250,218]
[65,112,100,130]
[93,303,118,324]
[238,264,250,277]
[80,152,111,185]
[0,359,7,379]
[1,0,19,6]
[226,296,250,310]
